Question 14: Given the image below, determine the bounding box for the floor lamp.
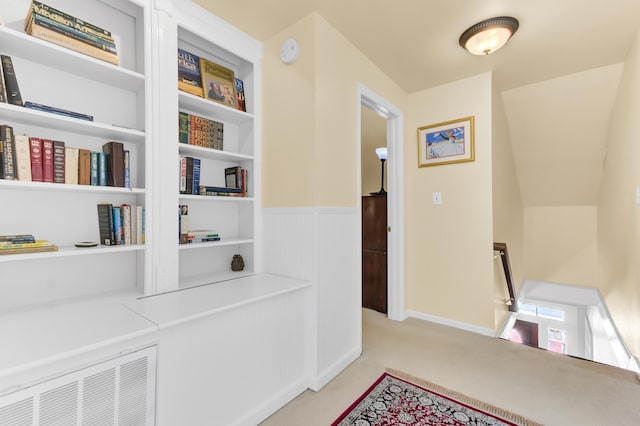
[371,147,387,196]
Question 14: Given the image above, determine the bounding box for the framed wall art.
[417,116,475,167]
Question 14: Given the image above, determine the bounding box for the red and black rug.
[331,370,541,426]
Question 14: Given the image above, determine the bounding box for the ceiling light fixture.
[459,16,519,56]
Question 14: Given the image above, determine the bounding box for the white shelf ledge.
[0,244,145,263]
[178,238,253,250]
[178,143,253,162]
[0,179,145,194]
[179,91,254,125]
[129,273,312,329]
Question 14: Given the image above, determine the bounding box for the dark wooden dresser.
[361,195,387,313]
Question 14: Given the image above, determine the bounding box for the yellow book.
[199,57,237,109]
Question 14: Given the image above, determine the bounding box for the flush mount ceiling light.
[459,16,519,56]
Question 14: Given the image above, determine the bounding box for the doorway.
[357,84,404,321]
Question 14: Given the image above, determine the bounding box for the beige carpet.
[261,308,640,426]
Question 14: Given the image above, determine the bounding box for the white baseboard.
[231,376,311,426]
[406,310,495,337]
[308,345,361,392]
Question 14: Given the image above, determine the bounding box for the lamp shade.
[375,147,388,160]
[459,16,519,55]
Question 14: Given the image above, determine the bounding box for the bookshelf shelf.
[0,26,145,94]
[0,179,145,194]
[0,244,144,263]
[0,103,145,144]
[179,91,254,125]
[178,238,253,250]
[178,194,253,202]
[177,270,256,291]
[178,143,253,162]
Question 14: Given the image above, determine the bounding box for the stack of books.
[187,230,220,244]
[24,0,119,66]
[0,234,58,255]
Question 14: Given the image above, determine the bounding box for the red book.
[42,139,54,183]
[29,137,43,182]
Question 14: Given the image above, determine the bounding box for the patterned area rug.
[331,369,542,426]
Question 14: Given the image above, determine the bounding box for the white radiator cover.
[0,346,156,426]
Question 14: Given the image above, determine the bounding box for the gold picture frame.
[417,116,475,167]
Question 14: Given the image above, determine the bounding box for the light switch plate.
[432,192,442,205]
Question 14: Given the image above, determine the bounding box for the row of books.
[178,155,248,197]
[0,125,130,187]
[97,203,145,246]
[0,234,58,255]
[0,53,94,121]
[179,111,224,150]
[178,205,220,245]
[177,48,246,112]
[25,0,119,66]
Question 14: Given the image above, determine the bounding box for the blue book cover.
[192,158,201,195]
[124,150,130,188]
[178,49,203,97]
[112,206,122,245]
[90,152,99,185]
[98,152,107,186]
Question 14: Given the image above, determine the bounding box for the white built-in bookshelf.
[151,3,262,292]
[0,0,150,309]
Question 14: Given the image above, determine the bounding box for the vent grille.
[82,368,116,426]
[0,397,33,426]
[0,346,156,426]
[39,382,78,425]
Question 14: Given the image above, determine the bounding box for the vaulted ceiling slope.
[196,0,637,206]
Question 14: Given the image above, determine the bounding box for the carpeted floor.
[261,308,640,426]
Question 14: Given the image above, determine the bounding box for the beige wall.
[262,13,406,208]
[598,30,640,356]
[406,73,495,329]
[491,77,524,328]
[361,106,387,196]
[523,206,599,286]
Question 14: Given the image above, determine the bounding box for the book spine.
[14,134,32,181]
[78,148,91,185]
[90,151,98,185]
[42,139,54,183]
[28,1,114,41]
[0,245,58,255]
[29,12,116,51]
[64,147,78,184]
[129,204,137,245]
[0,59,7,103]
[112,206,122,245]
[24,101,93,121]
[0,55,23,106]
[189,114,196,146]
[28,25,119,66]
[97,203,114,245]
[30,13,117,54]
[138,206,147,244]
[1,125,16,180]
[124,149,130,188]
[98,152,107,186]
[53,140,65,183]
[179,156,186,193]
[0,240,55,249]
[179,112,190,144]
[102,141,125,187]
[122,204,131,245]
[29,137,43,182]
[0,234,36,243]
[183,156,193,195]
[179,204,188,244]
[192,158,201,195]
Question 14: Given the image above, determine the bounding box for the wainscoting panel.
[263,207,361,390]
[154,284,311,426]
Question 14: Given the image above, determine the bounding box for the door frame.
[357,83,405,321]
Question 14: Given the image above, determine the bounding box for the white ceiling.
[195,0,640,206]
